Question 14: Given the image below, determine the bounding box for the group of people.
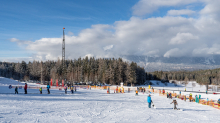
[147,94,179,110]
[13,83,75,94]
[167,92,172,99]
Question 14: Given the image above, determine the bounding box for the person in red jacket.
[24,83,27,94]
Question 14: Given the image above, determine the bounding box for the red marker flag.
[56,79,58,87]
[51,79,53,86]
[62,80,64,87]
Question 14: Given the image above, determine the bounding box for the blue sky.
[1,0,219,62]
[0,0,138,58]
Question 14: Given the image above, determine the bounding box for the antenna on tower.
[62,27,65,81]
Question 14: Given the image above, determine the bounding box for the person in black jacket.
[15,86,18,94]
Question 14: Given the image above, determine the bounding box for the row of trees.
[0,57,146,85]
[147,68,220,85]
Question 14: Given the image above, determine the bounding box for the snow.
[0,77,220,122]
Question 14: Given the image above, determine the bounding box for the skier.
[136,90,138,95]
[47,84,50,94]
[39,87,42,94]
[163,89,165,95]
[170,99,178,110]
[167,92,169,98]
[64,85,67,94]
[15,86,18,94]
[147,94,152,108]
[24,83,27,94]
[71,85,74,94]
[184,95,186,101]
[189,93,192,102]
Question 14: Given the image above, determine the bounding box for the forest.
[147,68,220,85]
[0,57,146,85]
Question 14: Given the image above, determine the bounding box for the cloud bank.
[9,0,220,61]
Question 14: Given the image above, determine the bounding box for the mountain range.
[121,55,220,72]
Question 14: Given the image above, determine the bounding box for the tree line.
[147,68,220,85]
[0,57,146,85]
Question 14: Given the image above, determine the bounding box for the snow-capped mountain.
[121,55,220,72]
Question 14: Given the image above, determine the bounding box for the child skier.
[15,86,18,94]
[189,93,192,102]
[71,85,74,94]
[136,90,138,95]
[147,94,152,108]
[170,99,178,110]
[64,85,67,94]
[39,87,42,94]
[47,84,50,94]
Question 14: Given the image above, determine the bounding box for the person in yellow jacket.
[39,87,42,94]
[70,85,74,94]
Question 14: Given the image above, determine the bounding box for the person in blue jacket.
[147,94,152,108]
[47,84,50,94]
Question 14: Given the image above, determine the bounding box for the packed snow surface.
[0,77,220,123]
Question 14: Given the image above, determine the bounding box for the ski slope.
[0,77,220,123]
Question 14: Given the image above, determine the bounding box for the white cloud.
[9,0,220,61]
[169,33,198,44]
[103,45,113,51]
[167,9,196,16]
[132,0,198,16]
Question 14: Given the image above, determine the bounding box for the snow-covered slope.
[0,77,220,122]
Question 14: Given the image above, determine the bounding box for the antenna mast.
[62,28,65,80]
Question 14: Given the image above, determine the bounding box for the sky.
[0,0,220,62]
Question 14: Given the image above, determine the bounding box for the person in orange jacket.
[163,89,165,95]
[136,90,138,95]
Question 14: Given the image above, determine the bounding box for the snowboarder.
[147,94,152,108]
[24,83,27,94]
[47,84,50,94]
[39,87,42,94]
[15,86,18,94]
[64,85,67,94]
[71,85,74,94]
[170,99,178,110]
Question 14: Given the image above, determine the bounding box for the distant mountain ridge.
[121,55,220,72]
